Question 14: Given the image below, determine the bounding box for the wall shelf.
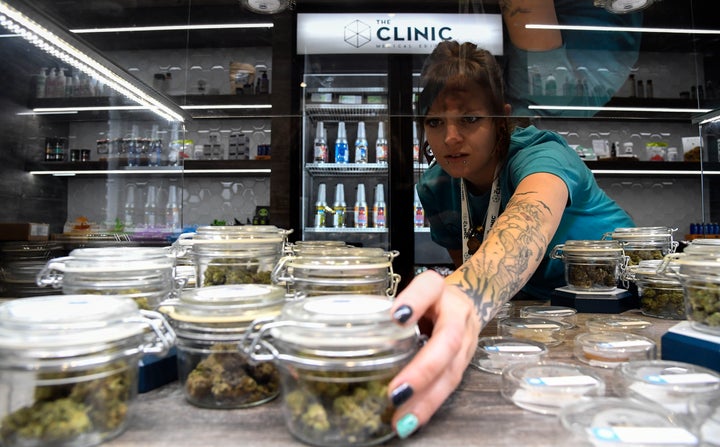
[27,159,271,176]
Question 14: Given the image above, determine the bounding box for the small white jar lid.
[471,336,548,374]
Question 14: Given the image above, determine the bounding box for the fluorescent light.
[70,23,273,34]
[526,24,720,35]
[0,0,186,123]
[529,105,712,114]
[29,168,271,176]
[591,169,720,175]
[180,104,272,110]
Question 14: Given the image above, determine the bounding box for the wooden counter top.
[105,303,679,447]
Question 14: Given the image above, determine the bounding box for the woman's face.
[424,81,500,193]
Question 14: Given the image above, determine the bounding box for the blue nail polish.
[396,413,419,439]
[393,304,413,323]
[391,383,414,407]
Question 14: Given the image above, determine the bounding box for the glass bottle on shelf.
[313,121,328,163]
[354,121,368,163]
[144,185,157,228]
[314,183,327,228]
[414,184,425,228]
[373,183,386,229]
[375,121,388,164]
[354,183,368,229]
[332,183,346,228]
[335,122,349,164]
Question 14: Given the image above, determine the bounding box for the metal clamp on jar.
[625,259,685,320]
[550,240,628,291]
[271,247,401,298]
[0,295,175,447]
[241,294,423,447]
[602,226,678,265]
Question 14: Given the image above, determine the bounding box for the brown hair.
[417,41,511,163]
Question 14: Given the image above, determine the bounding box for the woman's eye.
[462,116,482,124]
[424,118,441,128]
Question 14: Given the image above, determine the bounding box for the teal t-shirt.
[418,125,635,298]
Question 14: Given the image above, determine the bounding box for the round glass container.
[625,260,685,320]
[242,294,421,447]
[0,241,66,298]
[177,226,288,287]
[159,284,287,409]
[519,305,577,328]
[550,240,627,291]
[662,248,720,335]
[471,336,548,374]
[574,332,656,368]
[501,361,605,415]
[603,226,678,265]
[0,294,174,447]
[586,315,653,333]
[287,240,349,255]
[271,248,401,297]
[36,247,177,310]
[559,398,699,447]
[688,390,720,447]
[616,360,720,415]
[498,317,566,347]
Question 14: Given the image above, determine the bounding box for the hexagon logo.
[344,20,371,48]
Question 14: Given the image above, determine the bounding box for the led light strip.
[29,168,271,176]
[0,1,185,122]
[70,23,273,33]
[529,105,712,114]
[526,24,720,35]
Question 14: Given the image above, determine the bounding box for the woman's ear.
[504,103,512,116]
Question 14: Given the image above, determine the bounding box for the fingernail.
[393,304,413,323]
[396,413,419,439]
[390,383,414,407]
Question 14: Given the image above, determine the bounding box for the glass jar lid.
[551,240,624,260]
[519,305,577,328]
[684,238,720,255]
[606,226,675,242]
[618,360,720,397]
[559,397,698,447]
[498,317,567,346]
[574,332,656,368]
[0,295,160,357]
[54,246,174,272]
[472,336,548,374]
[161,284,287,324]
[626,259,681,286]
[586,315,653,333]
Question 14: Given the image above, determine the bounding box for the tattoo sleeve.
[447,192,552,326]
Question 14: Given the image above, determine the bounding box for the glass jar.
[0,294,174,447]
[36,246,177,310]
[603,226,678,265]
[0,241,66,298]
[272,248,401,297]
[472,336,549,374]
[661,246,720,335]
[625,259,685,319]
[242,294,421,447]
[574,332,656,368]
[550,240,627,291]
[498,317,567,347]
[286,240,349,255]
[519,305,577,328]
[176,226,288,287]
[159,284,288,409]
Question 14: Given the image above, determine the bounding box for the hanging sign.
[297,13,503,55]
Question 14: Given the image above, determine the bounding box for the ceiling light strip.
[529,105,711,113]
[590,169,718,175]
[526,24,720,35]
[30,168,272,176]
[71,23,273,34]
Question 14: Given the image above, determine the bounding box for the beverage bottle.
[335,122,349,163]
[165,184,181,231]
[414,184,425,228]
[314,183,327,228]
[127,125,140,167]
[375,121,388,164]
[412,121,420,164]
[545,74,557,96]
[124,184,135,229]
[144,184,157,228]
[372,183,386,228]
[168,123,181,166]
[354,121,368,163]
[148,124,163,166]
[354,183,368,228]
[313,121,328,163]
[332,183,346,228]
[36,68,46,99]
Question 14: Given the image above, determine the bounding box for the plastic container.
[616,360,720,415]
[574,332,656,368]
[586,315,653,333]
[501,361,605,415]
[559,398,699,447]
[603,226,678,266]
[0,241,66,298]
[550,240,627,291]
[625,259,686,319]
[660,245,720,335]
[271,247,401,297]
[36,246,178,310]
[0,295,174,447]
[471,336,548,374]
[159,284,288,408]
[498,317,566,347]
[176,226,289,288]
[242,294,421,447]
[519,305,577,328]
[688,390,720,447]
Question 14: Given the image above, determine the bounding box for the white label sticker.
[598,340,653,349]
[525,375,598,387]
[486,345,543,353]
[645,373,720,385]
[516,323,559,329]
[303,296,391,315]
[588,427,698,444]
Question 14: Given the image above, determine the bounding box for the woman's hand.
[387,270,481,439]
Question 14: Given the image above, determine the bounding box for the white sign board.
[297,13,503,55]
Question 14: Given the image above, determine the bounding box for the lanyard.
[461,170,501,263]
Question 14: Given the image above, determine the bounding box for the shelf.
[585,160,720,176]
[27,159,271,176]
[304,227,388,234]
[305,163,389,176]
[305,104,388,123]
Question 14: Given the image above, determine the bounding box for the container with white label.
[472,336,548,374]
[574,332,656,368]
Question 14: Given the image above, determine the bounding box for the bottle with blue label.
[148,124,163,166]
[354,121,368,163]
[334,121,349,164]
[127,124,140,167]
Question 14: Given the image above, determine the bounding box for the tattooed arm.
[387,173,568,437]
[446,172,568,327]
[500,0,562,51]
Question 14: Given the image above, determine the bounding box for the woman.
[386,41,634,439]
